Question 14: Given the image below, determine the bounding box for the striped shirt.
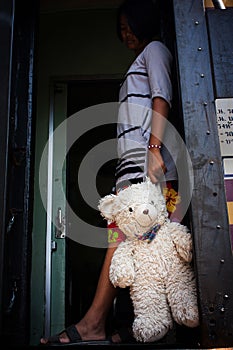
[115,41,178,189]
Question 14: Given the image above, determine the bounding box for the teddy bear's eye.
[129,207,133,212]
[151,200,154,205]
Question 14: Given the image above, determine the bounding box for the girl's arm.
[147,96,170,183]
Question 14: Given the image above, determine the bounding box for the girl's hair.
[116,0,161,42]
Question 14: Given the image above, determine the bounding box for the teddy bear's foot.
[173,306,199,328]
[132,316,171,343]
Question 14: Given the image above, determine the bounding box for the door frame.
[34,74,122,341]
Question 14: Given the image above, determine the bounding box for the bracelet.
[148,144,162,150]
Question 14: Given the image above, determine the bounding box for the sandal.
[40,324,112,346]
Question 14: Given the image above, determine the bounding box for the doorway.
[32,0,201,345]
[65,79,133,333]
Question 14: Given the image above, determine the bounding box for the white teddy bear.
[98,177,199,343]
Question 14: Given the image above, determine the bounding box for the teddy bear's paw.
[110,275,134,288]
[173,306,199,328]
[109,253,135,288]
[132,316,171,343]
[109,267,135,288]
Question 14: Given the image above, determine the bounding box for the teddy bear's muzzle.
[134,204,158,228]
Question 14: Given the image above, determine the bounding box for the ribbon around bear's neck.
[137,223,161,243]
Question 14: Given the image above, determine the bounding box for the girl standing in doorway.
[41,0,181,345]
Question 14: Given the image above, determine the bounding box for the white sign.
[215,98,233,157]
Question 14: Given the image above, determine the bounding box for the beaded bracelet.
[148,144,162,150]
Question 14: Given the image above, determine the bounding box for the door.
[39,83,67,337]
[40,78,121,337]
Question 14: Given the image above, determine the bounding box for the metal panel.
[0,0,14,336]
[207,8,233,98]
[1,0,38,345]
[173,0,233,347]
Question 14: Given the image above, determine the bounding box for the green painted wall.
[30,7,132,345]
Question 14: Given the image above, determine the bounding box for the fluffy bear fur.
[98,177,199,343]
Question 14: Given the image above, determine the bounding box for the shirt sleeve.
[143,41,173,107]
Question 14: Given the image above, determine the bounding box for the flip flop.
[40,324,112,346]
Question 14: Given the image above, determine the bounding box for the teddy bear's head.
[98,177,168,240]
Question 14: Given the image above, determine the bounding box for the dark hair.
[116,0,161,42]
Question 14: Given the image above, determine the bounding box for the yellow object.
[227,202,233,225]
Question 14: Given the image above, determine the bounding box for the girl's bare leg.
[40,246,117,344]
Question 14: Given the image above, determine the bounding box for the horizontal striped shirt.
[116,41,178,189]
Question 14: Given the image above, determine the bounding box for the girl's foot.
[40,319,106,345]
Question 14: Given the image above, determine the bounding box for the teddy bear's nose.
[143,209,149,215]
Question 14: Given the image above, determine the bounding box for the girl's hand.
[147,148,167,183]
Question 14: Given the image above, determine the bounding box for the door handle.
[55,207,66,238]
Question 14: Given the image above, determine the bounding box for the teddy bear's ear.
[98,194,116,221]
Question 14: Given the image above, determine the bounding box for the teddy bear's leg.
[131,279,173,343]
[166,266,199,328]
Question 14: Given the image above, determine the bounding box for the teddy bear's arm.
[169,223,193,262]
[109,241,135,288]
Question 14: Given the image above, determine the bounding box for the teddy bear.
[98,177,199,343]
